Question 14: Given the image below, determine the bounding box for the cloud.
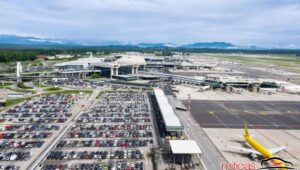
[0,0,299,46]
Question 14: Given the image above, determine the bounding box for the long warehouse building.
[153,88,183,136]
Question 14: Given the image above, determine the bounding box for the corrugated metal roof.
[153,88,182,129]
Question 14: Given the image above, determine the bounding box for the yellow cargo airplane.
[231,124,287,167]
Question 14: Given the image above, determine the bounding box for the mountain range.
[0,34,269,49]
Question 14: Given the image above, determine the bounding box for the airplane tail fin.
[244,124,250,137]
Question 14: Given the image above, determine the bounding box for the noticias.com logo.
[260,157,295,170]
[221,158,295,170]
[221,161,256,170]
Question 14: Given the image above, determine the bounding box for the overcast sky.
[0,0,300,47]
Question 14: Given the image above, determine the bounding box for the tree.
[90,73,101,79]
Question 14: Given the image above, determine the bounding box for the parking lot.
[45,79,97,88]
[41,91,155,170]
[185,100,300,129]
[0,94,80,170]
[45,79,129,90]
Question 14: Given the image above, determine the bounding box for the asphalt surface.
[170,72,244,77]
[184,100,300,129]
[236,66,300,85]
[168,65,300,85]
[167,96,225,170]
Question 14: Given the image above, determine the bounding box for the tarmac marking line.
[259,111,267,115]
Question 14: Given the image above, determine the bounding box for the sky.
[0,0,300,47]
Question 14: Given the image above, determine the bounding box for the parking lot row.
[42,161,144,170]
[80,112,150,118]
[0,151,31,161]
[0,124,59,132]
[46,149,144,160]
[71,124,152,131]
[0,140,44,149]
[0,165,19,170]
[45,79,144,92]
[45,79,105,88]
[66,131,153,139]
[56,139,153,148]
[0,132,52,139]
[76,117,151,123]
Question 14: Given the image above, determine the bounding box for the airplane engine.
[249,153,258,160]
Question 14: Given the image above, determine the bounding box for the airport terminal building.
[53,54,146,78]
[91,55,146,78]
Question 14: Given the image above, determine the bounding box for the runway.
[184,100,300,129]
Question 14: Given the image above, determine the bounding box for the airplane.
[231,124,287,167]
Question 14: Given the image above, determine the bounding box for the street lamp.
[187,93,191,139]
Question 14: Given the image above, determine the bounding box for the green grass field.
[3,87,36,94]
[33,81,49,88]
[0,82,12,87]
[44,89,93,95]
[17,82,33,89]
[203,53,300,73]
[96,91,106,99]
[5,98,26,107]
[44,86,62,91]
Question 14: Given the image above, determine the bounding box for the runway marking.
[260,111,267,115]
[200,123,300,127]
[206,111,228,128]
[210,101,244,129]
[191,100,300,130]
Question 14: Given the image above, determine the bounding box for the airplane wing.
[268,146,286,154]
[229,146,262,155]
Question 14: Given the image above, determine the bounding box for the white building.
[55,54,74,59]
[46,56,56,60]
[54,57,104,71]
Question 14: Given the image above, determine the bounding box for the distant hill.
[0,34,298,50]
[137,43,177,48]
[180,42,236,49]
[0,35,236,49]
[0,35,78,46]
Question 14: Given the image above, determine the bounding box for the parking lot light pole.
[187,93,191,139]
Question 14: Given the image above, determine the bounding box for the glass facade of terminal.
[58,65,83,71]
[138,65,144,71]
[119,66,132,75]
[93,65,145,77]
[93,67,111,77]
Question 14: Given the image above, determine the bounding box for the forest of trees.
[0,50,38,62]
[0,47,299,63]
[0,49,68,63]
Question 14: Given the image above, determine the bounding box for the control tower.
[16,62,22,82]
